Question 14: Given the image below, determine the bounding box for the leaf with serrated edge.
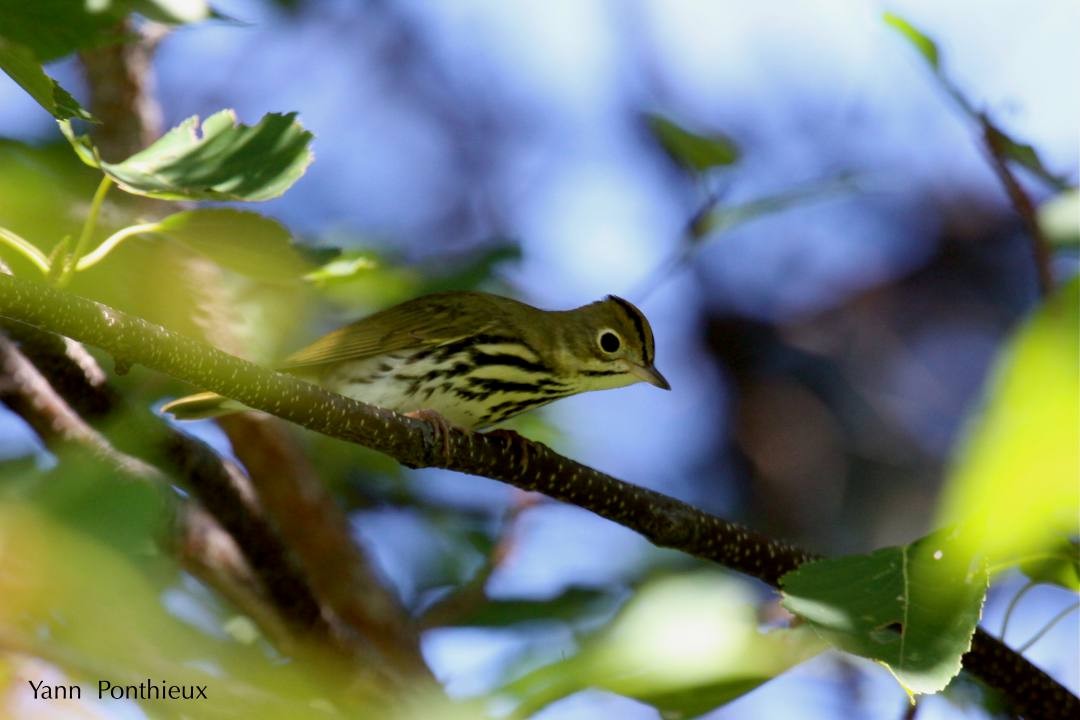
[0,38,92,120]
[781,531,987,696]
[93,110,314,201]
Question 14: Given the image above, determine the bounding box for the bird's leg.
[404,408,455,462]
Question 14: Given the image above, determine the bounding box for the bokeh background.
[0,1,1077,718]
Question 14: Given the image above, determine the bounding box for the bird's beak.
[627,361,671,390]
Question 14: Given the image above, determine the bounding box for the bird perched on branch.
[163,291,669,429]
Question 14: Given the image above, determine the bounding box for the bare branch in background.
[219,414,434,685]
[78,18,165,161]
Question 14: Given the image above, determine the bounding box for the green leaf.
[154,209,311,282]
[500,573,823,718]
[0,37,91,120]
[781,531,988,696]
[304,249,380,286]
[0,0,210,61]
[884,12,940,70]
[1020,538,1080,592]
[937,278,1079,567]
[984,124,1070,191]
[73,110,314,201]
[419,242,521,294]
[0,500,366,719]
[1038,188,1079,245]
[646,114,739,173]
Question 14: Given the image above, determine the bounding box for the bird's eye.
[598,330,621,353]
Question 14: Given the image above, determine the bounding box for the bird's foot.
[405,409,456,462]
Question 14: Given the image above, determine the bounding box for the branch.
[0,273,1074,719]
[0,332,165,484]
[217,413,434,684]
[78,18,165,161]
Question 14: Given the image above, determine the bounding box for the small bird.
[162,291,670,429]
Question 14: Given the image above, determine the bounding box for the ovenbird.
[162,291,669,428]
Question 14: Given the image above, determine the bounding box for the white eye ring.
[597,329,622,354]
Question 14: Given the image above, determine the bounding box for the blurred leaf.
[984,124,1070,191]
[420,242,521,294]
[0,0,127,61]
[0,501,359,719]
[68,110,314,201]
[154,208,311,282]
[304,249,380,286]
[781,531,987,696]
[937,278,1079,568]
[501,573,823,718]
[131,0,213,24]
[1020,538,1080,592]
[0,37,91,120]
[33,454,171,559]
[1038,187,1079,246]
[883,12,940,70]
[0,0,210,61]
[0,140,133,275]
[446,588,617,628]
[646,114,739,174]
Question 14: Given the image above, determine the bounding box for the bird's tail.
[161,391,245,420]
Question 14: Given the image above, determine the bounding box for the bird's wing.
[279,293,498,369]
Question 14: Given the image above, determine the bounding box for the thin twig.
[979,115,1055,296]
[1000,579,1037,643]
[1017,601,1080,654]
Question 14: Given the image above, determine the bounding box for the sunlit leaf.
[646,114,739,174]
[500,573,823,718]
[1020,538,1080,592]
[781,531,988,696]
[1038,187,1079,246]
[154,209,312,282]
[937,278,1079,568]
[67,110,314,201]
[883,12,940,70]
[0,37,91,120]
[304,249,380,286]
